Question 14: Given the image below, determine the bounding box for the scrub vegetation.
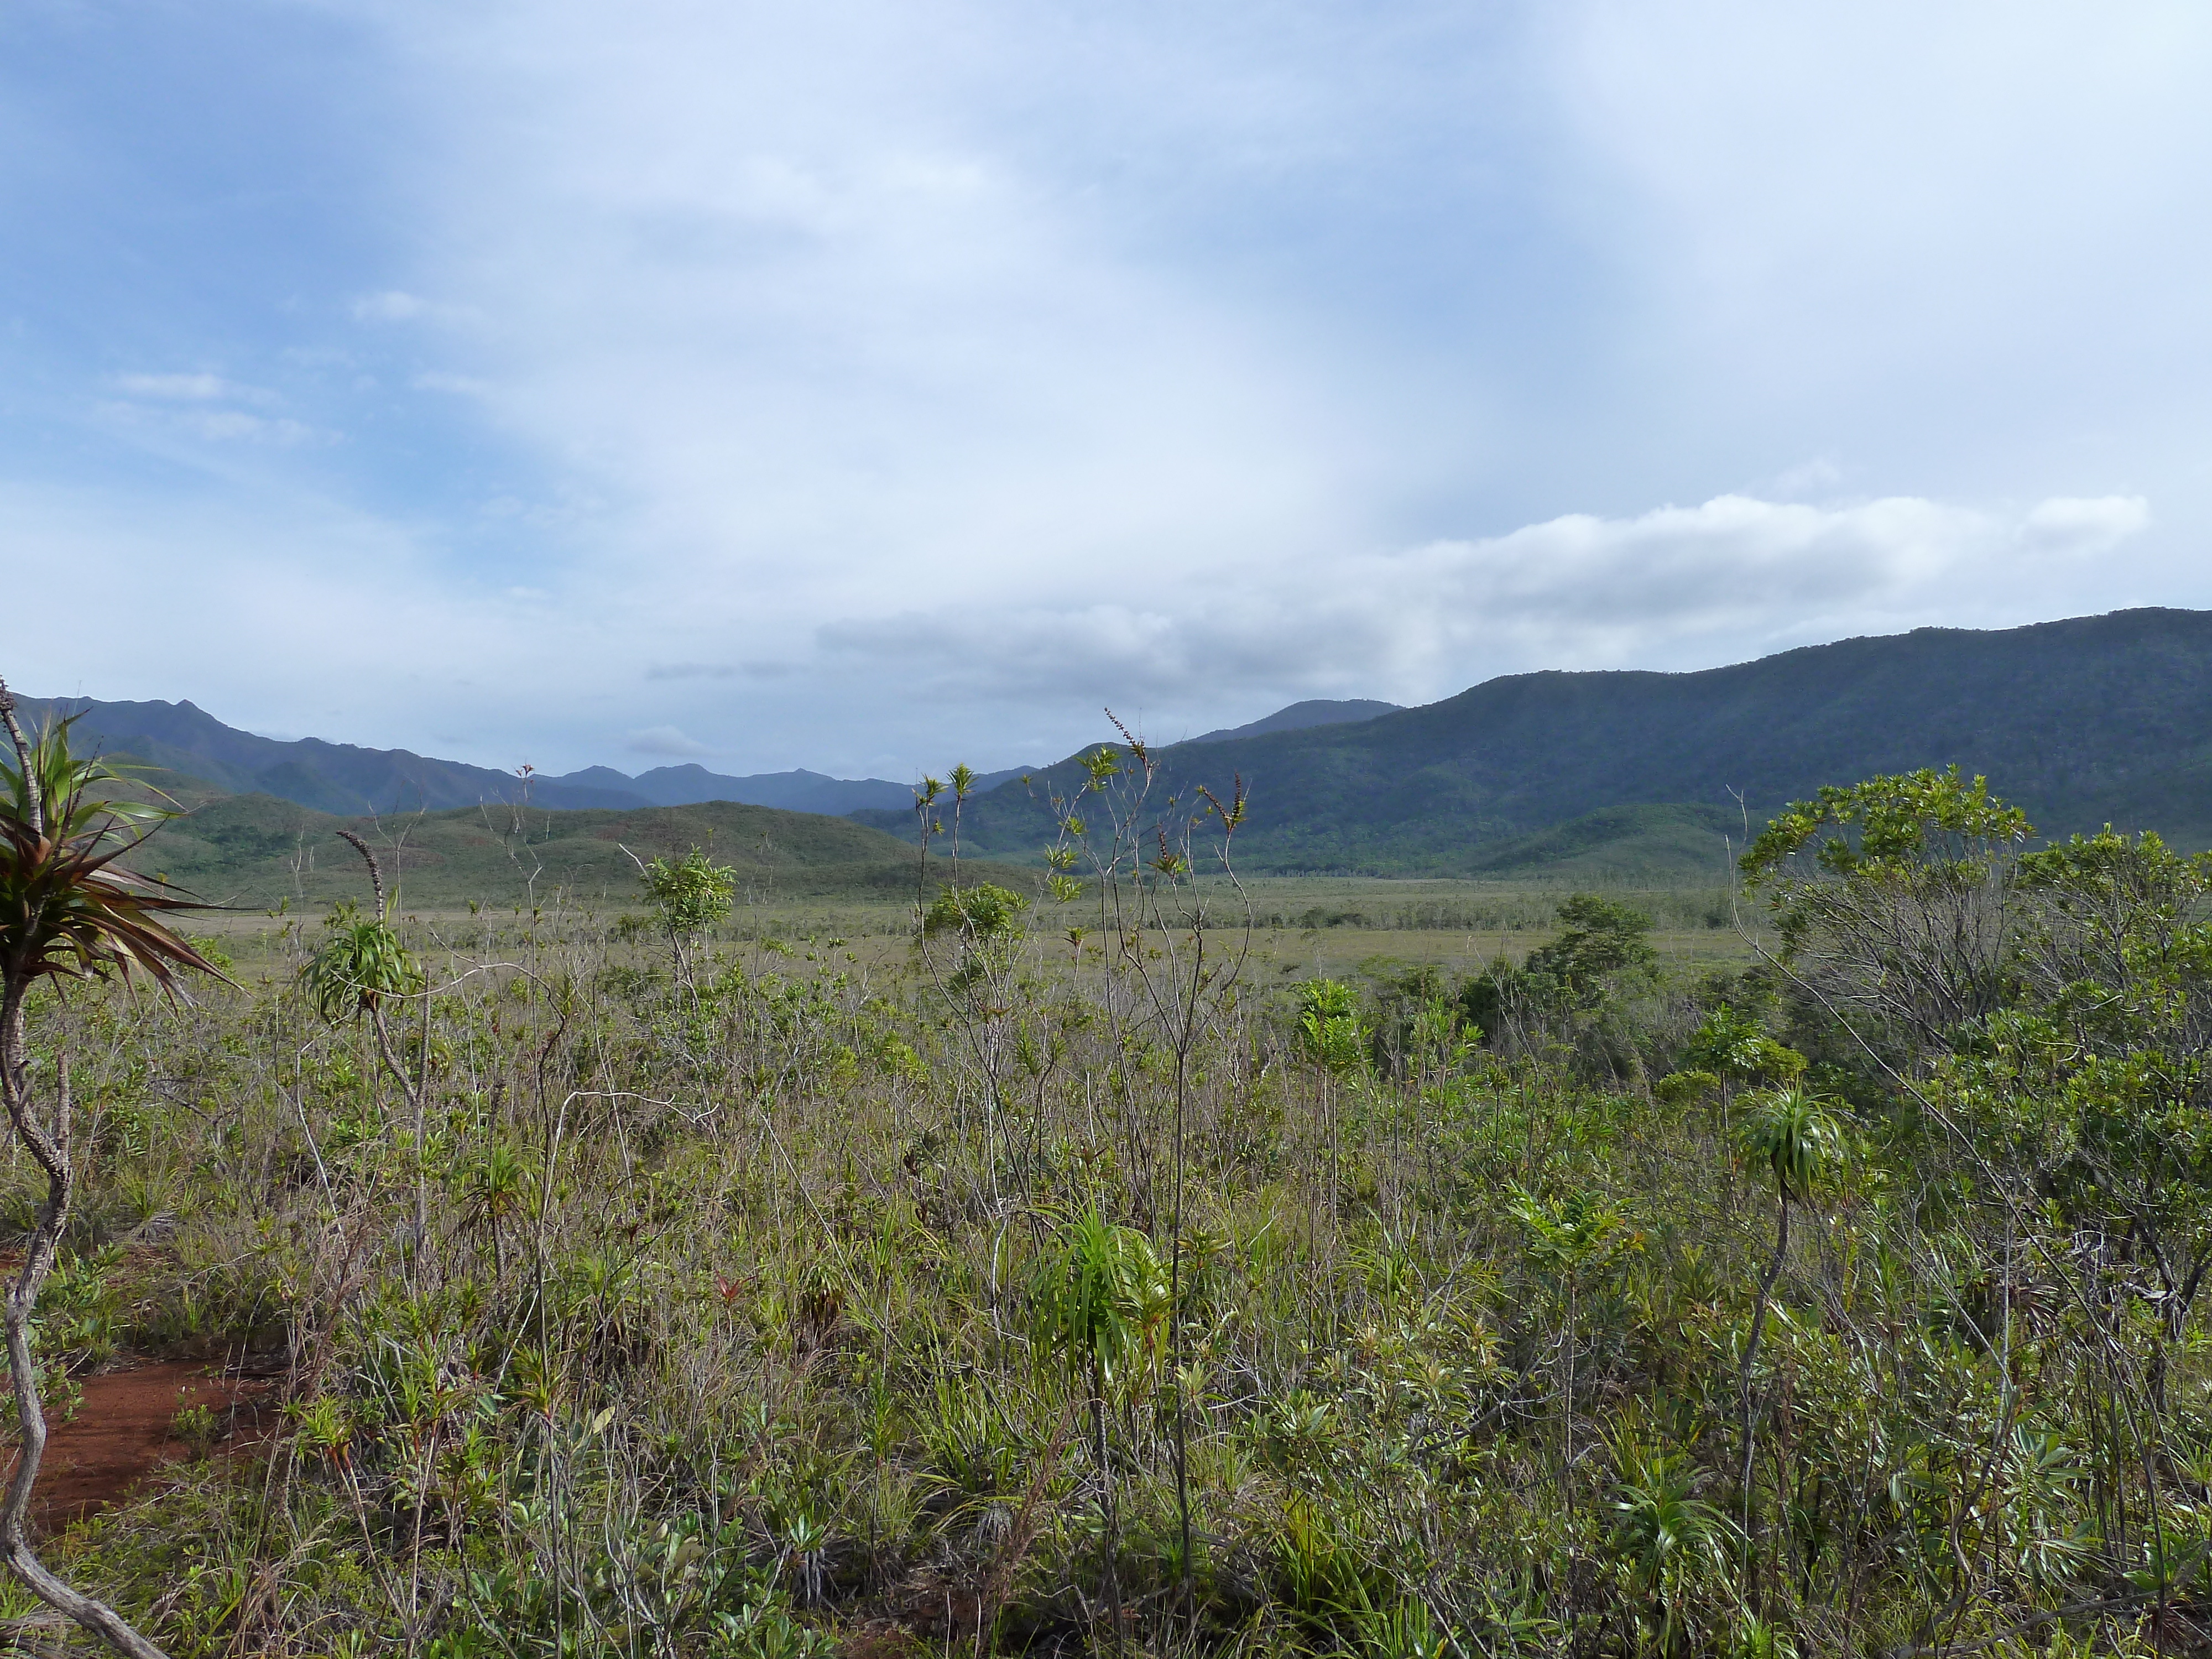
[4,690,2212,1657]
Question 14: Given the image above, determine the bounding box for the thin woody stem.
[335,830,387,920]
[0,679,41,840]
[0,1039,171,1658]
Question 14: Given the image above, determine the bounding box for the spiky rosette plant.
[0,724,220,1003]
[0,679,227,1659]
[1032,1206,1167,1655]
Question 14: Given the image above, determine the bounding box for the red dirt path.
[30,1361,275,1533]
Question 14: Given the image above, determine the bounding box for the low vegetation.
[3,698,2211,1656]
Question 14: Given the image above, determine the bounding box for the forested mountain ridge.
[11,695,924,816]
[11,695,650,814]
[549,763,914,814]
[867,607,2212,873]
[1186,697,1402,743]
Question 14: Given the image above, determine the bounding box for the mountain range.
[854,607,2212,876]
[8,696,925,816]
[8,692,1398,819]
[1186,698,1402,744]
[17,611,2212,886]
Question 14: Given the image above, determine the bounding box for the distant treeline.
[1248,887,1736,933]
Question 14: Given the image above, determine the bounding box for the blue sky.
[3,1,2206,778]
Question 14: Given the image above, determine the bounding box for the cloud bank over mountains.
[0,2,2205,774]
[815,493,2153,707]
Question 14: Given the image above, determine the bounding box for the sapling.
[1034,714,1254,1626]
[911,766,1038,1199]
[304,832,435,1249]
[1508,1185,1631,1547]
[630,844,738,994]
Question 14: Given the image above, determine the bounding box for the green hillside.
[133,791,1025,911]
[865,607,2212,873]
[1453,802,1743,881]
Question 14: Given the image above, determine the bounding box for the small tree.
[1293,978,1365,1074]
[1741,766,2030,1067]
[1525,894,1658,1001]
[921,880,1030,995]
[302,832,434,1243]
[1509,1186,1632,1537]
[633,845,737,990]
[1460,894,1657,1065]
[1680,1004,1802,1112]
[0,683,225,1658]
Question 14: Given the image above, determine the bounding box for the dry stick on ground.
[971,1394,1080,1659]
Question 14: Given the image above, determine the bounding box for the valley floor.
[3,872,2194,1658]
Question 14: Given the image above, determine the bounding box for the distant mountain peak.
[552,763,913,814]
[14,694,654,815]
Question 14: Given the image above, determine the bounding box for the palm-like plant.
[1733,1085,1839,1539]
[1611,1447,1735,1655]
[1032,1207,1167,1655]
[303,831,437,1244]
[0,684,226,1658]
[457,1141,531,1277]
[301,905,425,1024]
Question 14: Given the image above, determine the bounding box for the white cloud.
[299,2,2210,707]
[92,402,320,446]
[1761,457,1843,498]
[817,493,2156,706]
[0,467,2165,778]
[0,481,538,728]
[185,411,317,445]
[2020,495,2152,552]
[1549,2,2212,462]
[410,371,490,395]
[351,290,430,321]
[113,372,278,405]
[8,2,2212,779]
[96,372,317,446]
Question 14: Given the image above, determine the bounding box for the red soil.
[28,1361,276,1533]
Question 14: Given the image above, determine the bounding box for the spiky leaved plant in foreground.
[1032,1206,1167,1658]
[1733,1083,1839,1548]
[0,679,227,1659]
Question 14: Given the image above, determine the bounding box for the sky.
[3,1,2208,779]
